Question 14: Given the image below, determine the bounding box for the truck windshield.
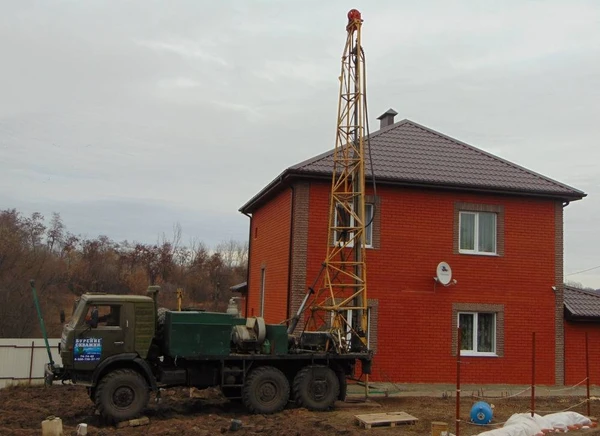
[67,299,87,328]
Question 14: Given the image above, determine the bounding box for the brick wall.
[302,182,558,384]
[246,188,292,324]
[564,322,600,385]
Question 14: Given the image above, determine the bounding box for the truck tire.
[293,365,339,411]
[242,366,290,414]
[95,369,149,423]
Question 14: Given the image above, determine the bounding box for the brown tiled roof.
[292,119,584,197]
[240,118,585,212]
[564,286,600,319]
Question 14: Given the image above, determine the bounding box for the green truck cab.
[45,286,372,424]
[59,294,155,372]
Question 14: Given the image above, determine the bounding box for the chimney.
[377,108,398,129]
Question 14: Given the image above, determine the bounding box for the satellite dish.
[436,262,453,286]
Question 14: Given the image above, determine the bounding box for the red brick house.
[238,110,586,385]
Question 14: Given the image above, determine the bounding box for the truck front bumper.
[44,363,67,386]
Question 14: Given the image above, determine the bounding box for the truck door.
[72,303,126,371]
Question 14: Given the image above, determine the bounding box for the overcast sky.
[0,1,598,287]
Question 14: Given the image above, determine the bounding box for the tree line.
[0,208,248,338]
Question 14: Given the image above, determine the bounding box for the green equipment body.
[163,311,287,357]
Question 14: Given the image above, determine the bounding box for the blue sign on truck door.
[74,338,102,362]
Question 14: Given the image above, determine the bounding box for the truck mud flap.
[360,358,372,375]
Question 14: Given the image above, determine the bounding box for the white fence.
[0,338,61,389]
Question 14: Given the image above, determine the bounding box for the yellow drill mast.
[308,9,369,353]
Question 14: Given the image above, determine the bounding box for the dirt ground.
[1,384,599,436]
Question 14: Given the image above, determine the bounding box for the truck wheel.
[242,366,290,414]
[95,369,149,423]
[293,365,339,411]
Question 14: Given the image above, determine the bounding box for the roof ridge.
[565,285,600,298]
[367,118,413,138]
[404,120,585,197]
[290,118,413,171]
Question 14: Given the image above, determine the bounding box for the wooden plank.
[116,416,150,428]
[355,411,418,429]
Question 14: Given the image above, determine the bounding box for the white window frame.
[334,203,374,248]
[458,311,497,357]
[458,211,497,255]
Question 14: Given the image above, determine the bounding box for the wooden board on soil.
[355,411,418,429]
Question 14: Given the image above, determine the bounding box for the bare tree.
[0,209,250,337]
[215,239,248,269]
[47,212,65,252]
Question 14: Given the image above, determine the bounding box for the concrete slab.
[346,382,600,399]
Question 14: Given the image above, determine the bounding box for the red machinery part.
[347,9,361,21]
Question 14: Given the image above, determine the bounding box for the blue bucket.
[470,401,493,424]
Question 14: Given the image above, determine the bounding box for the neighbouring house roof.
[240,118,585,213]
[230,282,247,293]
[564,286,600,320]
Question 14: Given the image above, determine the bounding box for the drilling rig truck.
[41,285,371,423]
[39,8,375,424]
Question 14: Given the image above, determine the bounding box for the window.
[365,204,374,247]
[333,203,374,248]
[82,305,121,328]
[331,308,371,349]
[452,303,503,357]
[459,211,496,254]
[454,203,504,256]
[334,203,351,245]
[458,312,496,356]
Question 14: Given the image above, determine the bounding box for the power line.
[566,265,600,277]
